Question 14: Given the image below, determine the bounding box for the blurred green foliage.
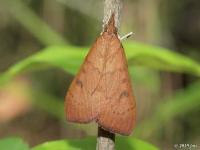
[0,0,199,149]
[32,137,159,150]
[1,0,67,45]
[0,137,159,150]
[0,34,199,150]
[135,81,200,137]
[1,41,200,84]
[0,137,29,150]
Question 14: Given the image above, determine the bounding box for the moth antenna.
[120,32,134,41]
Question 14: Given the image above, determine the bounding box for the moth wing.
[97,36,136,135]
[65,36,106,123]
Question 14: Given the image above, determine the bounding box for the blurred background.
[0,0,199,149]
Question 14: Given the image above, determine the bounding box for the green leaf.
[1,0,67,46]
[124,41,200,76]
[116,137,159,150]
[135,81,200,138]
[0,137,29,150]
[32,137,159,150]
[0,45,85,83]
[1,42,200,84]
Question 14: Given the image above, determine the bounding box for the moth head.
[104,13,118,35]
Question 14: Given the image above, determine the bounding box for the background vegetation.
[0,0,199,149]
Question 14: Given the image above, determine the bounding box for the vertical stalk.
[102,0,122,31]
[97,0,122,150]
[96,126,115,150]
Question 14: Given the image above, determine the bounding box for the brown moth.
[65,14,136,135]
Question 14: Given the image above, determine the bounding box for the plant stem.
[97,1,122,150]
[96,126,115,150]
[103,0,122,31]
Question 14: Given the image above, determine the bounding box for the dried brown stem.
[97,1,122,150]
[96,126,115,150]
[102,0,122,31]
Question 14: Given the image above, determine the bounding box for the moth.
[65,14,136,135]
